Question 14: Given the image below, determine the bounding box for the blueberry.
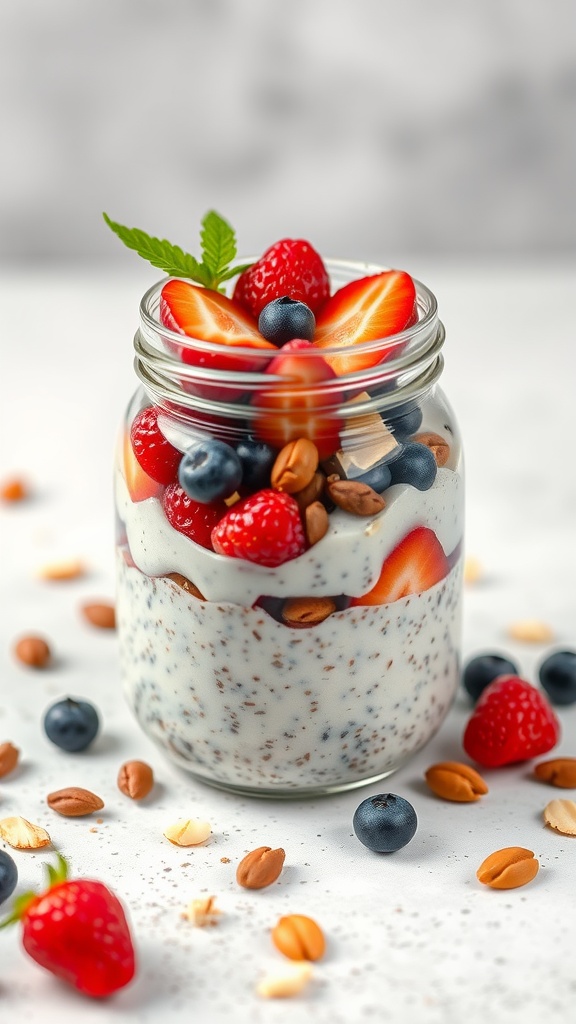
[462,653,519,701]
[235,438,276,492]
[354,461,392,494]
[43,697,100,752]
[258,296,315,345]
[178,438,243,503]
[538,650,576,706]
[353,793,417,853]
[0,849,18,905]
[388,442,437,490]
[385,402,423,438]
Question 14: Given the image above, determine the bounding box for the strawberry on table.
[463,676,560,767]
[351,526,449,605]
[211,489,306,567]
[313,271,417,375]
[233,239,330,318]
[130,405,182,486]
[0,854,135,998]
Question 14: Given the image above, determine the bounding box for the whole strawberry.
[211,488,306,567]
[1,854,135,998]
[463,675,560,768]
[233,238,330,318]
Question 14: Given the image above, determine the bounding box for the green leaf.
[103,214,204,282]
[200,210,237,283]
[217,262,254,284]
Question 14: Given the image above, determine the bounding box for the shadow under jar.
[115,260,464,797]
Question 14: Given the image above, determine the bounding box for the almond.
[271,439,319,494]
[543,798,576,835]
[424,761,488,802]
[236,845,286,889]
[325,477,385,517]
[0,816,51,850]
[281,596,337,628]
[293,471,326,512]
[81,601,116,629]
[13,634,51,668]
[0,741,20,778]
[165,573,205,600]
[304,500,329,546]
[36,558,85,581]
[413,431,451,467]
[271,913,326,961]
[118,760,155,800]
[46,786,105,817]
[534,757,576,789]
[476,847,539,889]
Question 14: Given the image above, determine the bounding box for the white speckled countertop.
[1,264,575,1023]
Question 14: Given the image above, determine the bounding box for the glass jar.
[115,260,464,797]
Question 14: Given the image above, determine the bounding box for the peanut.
[0,476,28,502]
[534,757,576,789]
[236,846,285,889]
[424,761,488,802]
[325,477,385,516]
[304,500,329,546]
[0,742,20,778]
[476,847,539,889]
[271,913,326,961]
[46,787,104,817]
[163,818,211,846]
[118,760,155,800]
[271,439,319,494]
[543,799,576,836]
[36,558,85,581]
[412,431,451,467]
[81,602,116,629]
[13,634,51,668]
[281,596,336,628]
[507,619,555,643]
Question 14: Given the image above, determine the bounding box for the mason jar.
[115,260,464,796]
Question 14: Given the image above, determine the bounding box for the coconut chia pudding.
[108,210,464,794]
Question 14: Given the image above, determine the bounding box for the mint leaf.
[200,210,237,284]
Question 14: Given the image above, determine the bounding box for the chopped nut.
[507,620,555,644]
[182,895,221,927]
[163,818,211,846]
[325,477,385,517]
[463,556,483,584]
[271,439,319,494]
[1,476,28,502]
[271,914,326,961]
[224,491,242,507]
[165,573,205,600]
[304,501,329,546]
[0,816,51,850]
[236,846,286,889]
[534,758,576,789]
[293,471,326,512]
[13,634,51,668]
[256,963,313,999]
[424,761,488,802]
[543,798,576,835]
[0,742,20,778]
[476,847,539,889]
[117,760,155,800]
[36,558,85,582]
[46,787,104,817]
[81,602,116,629]
[412,431,451,467]
[281,596,337,628]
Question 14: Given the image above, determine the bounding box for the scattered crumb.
[181,895,222,927]
[220,857,231,864]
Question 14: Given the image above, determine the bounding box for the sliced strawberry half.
[313,271,417,376]
[351,526,449,606]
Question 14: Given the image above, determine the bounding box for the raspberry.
[163,483,226,550]
[233,239,330,318]
[211,489,306,567]
[463,675,560,767]
[130,406,182,485]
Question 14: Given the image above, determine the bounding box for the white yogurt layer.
[115,466,463,605]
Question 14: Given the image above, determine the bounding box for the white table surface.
[1,263,575,1023]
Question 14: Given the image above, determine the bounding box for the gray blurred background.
[0,0,574,266]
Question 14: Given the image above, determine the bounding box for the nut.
[534,757,576,789]
[293,471,326,512]
[118,760,155,800]
[256,963,313,999]
[463,556,483,584]
[507,619,555,644]
[46,786,105,817]
[543,798,576,835]
[424,761,488,802]
[1,476,28,502]
[36,558,85,581]
[182,895,221,927]
[0,816,51,850]
[0,741,20,778]
[325,477,385,517]
[236,846,286,889]
[304,501,329,546]
[476,847,539,889]
[271,913,326,961]
[412,431,451,467]
[271,438,319,494]
[163,818,211,846]
[13,634,51,668]
[81,602,116,629]
[281,596,337,628]
[165,573,205,600]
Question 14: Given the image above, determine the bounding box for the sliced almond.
[0,816,51,850]
[36,558,85,582]
[182,895,221,927]
[543,799,576,836]
[256,963,313,999]
[163,818,211,846]
[507,619,555,644]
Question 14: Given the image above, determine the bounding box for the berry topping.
[1,853,135,998]
[313,271,417,375]
[211,489,306,567]
[463,676,561,767]
[384,401,424,438]
[43,697,100,753]
[388,442,438,491]
[258,296,316,345]
[462,653,520,702]
[351,527,449,606]
[163,483,226,550]
[353,793,418,853]
[233,239,330,318]
[178,438,243,503]
[130,406,182,486]
[538,650,576,706]
[0,850,18,905]
[235,438,277,493]
[123,432,163,502]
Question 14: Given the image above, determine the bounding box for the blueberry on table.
[353,793,417,852]
[258,296,316,345]
[235,438,277,492]
[388,442,437,491]
[43,697,100,752]
[462,654,519,702]
[178,438,243,503]
[538,650,576,706]
[0,849,18,905]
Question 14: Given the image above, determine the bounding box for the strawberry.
[313,271,417,375]
[463,675,560,768]
[130,406,182,486]
[0,854,135,998]
[351,527,449,606]
[211,489,306,567]
[251,339,341,460]
[163,482,226,549]
[122,431,163,502]
[233,239,330,318]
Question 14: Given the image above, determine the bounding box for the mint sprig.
[102,210,252,292]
